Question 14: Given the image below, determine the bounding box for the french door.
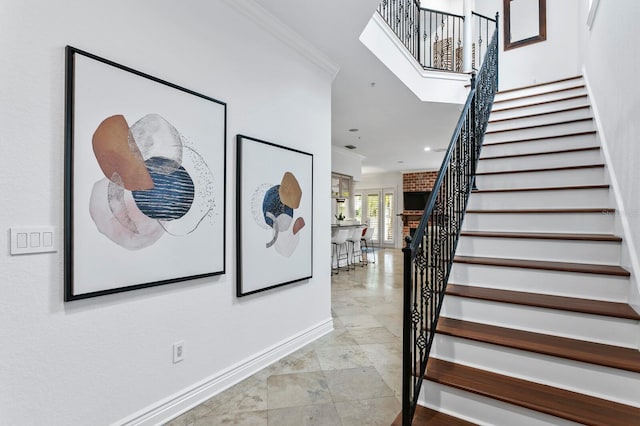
[354,188,395,247]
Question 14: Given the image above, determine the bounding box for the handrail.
[400,18,499,425]
[472,11,497,22]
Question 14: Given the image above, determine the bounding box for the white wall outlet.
[10,226,57,255]
[173,341,185,364]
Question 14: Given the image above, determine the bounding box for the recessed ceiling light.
[424,146,432,152]
[349,128,359,132]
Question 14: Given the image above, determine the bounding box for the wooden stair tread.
[466,207,614,214]
[472,184,609,193]
[480,146,599,160]
[482,130,596,147]
[492,94,588,113]
[446,284,638,319]
[459,230,621,242]
[453,256,629,277]
[492,84,585,105]
[488,105,590,124]
[495,76,583,95]
[475,163,605,175]
[425,358,640,426]
[392,406,477,426]
[436,318,640,373]
[485,118,592,135]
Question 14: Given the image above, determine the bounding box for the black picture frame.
[64,46,227,301]
[236,135,313,297]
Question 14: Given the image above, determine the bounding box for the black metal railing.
[376,2,497,73]
[400,21,499,425]
[377,0,421,60]
[471,12,498,71]
[419,8,465,72]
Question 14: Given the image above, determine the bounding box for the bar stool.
[331,228,350,274]
[360,227,376,265]
[347,226,365,268]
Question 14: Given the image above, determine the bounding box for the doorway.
[354,188,396,247]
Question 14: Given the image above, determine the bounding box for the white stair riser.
[476,149,601,173]
[421,381,583,426]
[484,120,594,144]
[481,133,597,158]
[489,97,590,122]
[494,79,585,102]
[462,212,615,234]
[493,87,587,110]
[456,236,621,265]
[431,336,640,408]
[466,188,610,210]
[475,167,607,190]
[486,108,592,133]
[449,263,630,302]
[441,296,639,348]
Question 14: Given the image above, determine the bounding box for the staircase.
[410,76,640,425]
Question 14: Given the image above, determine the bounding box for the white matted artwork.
[64,46,226,301]
[236,135,313,296]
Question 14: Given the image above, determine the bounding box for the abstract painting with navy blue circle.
[89,113,215,250]
[65,47,226,300]
[237,135,313,296]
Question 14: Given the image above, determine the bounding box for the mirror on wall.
[503,0,546,50]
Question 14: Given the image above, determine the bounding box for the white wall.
[421,0,463,15]
[475,0,583,90]
[581,0,640,308]
[0,1,333,424]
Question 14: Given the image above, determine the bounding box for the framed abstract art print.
[64,46,226,301]
[236,135,313,297]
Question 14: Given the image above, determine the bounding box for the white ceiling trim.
[222,0,340,79]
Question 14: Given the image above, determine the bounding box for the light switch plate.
[10,227,57,255]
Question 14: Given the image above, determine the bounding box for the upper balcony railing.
[377,0,497,73]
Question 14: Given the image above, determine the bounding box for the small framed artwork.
[236,135,313,297]
[64,46,226,301]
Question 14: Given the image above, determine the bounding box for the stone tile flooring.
[166,248,403,425]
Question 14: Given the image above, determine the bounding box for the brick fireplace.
[402,171,437,239]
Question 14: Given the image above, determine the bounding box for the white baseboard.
[115,318,334,426]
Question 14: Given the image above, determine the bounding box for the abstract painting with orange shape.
[236,135,313,296]
[64,46,226,301]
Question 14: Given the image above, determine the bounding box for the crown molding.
[222,0,340,80]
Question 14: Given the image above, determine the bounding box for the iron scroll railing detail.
[400,22,499,425]
[377,0,421,61]
[376,2,497,73]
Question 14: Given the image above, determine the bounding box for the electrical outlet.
[173,341,185,363]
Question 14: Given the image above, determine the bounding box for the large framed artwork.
[236,135,313,297]
[64,46,226,301]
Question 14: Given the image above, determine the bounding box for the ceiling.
[256,0,463,175]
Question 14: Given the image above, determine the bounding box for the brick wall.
[402,171,438,239]
[402,171,438,193]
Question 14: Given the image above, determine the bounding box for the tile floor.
[166,248,404,426]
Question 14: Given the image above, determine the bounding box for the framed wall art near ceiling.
[236,135,313,297]
[64,46,226,301]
